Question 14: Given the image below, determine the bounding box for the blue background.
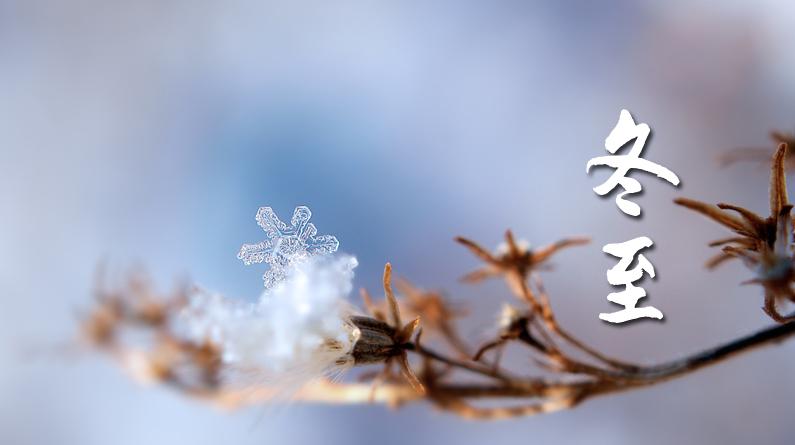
[1,1,794,444]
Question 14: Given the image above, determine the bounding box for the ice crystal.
[238,206,339,288]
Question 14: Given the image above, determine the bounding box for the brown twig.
[80,144,795,420]
[200,319,795,419]
[84,269,795,421]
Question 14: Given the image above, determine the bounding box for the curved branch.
[206,320,795,416]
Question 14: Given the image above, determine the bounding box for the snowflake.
[238,206,340,288]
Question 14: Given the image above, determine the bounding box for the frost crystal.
[238,206,339,288]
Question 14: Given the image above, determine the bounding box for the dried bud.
[498,304,528,334]
[348,315,402,365]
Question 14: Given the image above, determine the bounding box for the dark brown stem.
[409,341,519,383]
[418,319,795,397]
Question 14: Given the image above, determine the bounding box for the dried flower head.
[472,303,547,365]
[356,264,425,395]
[80,271,185,348]
[456,230,589,309]
[456,230,589,283]
[719,130,795,168]
[676,143,795,322]
[80,297,123,348]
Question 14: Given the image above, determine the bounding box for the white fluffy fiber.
[174,254,360,383]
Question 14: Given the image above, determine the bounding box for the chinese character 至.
[600,236,663,323]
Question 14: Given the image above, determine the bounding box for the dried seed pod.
[349,315,402,365]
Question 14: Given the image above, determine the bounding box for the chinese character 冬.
[600,236,663,323]
[586,109,680,217]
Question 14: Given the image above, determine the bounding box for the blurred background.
[1,1,794,444]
